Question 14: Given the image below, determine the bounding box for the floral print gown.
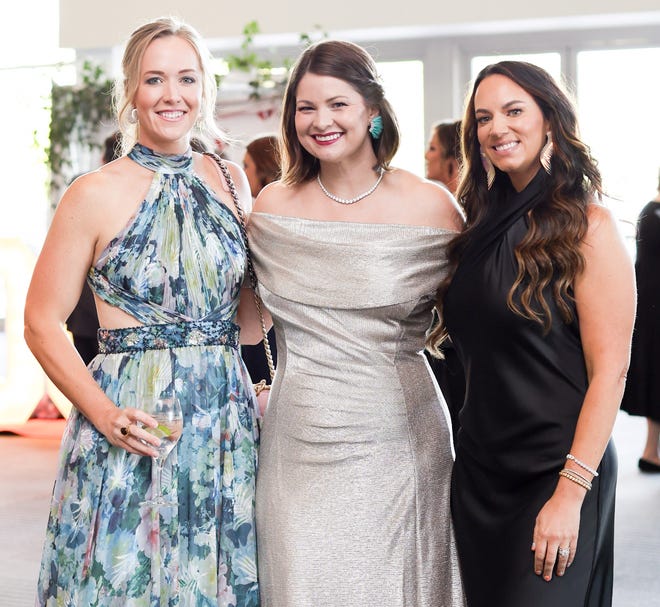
[36,143,260,607]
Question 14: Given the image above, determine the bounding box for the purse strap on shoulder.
[204,152,275,381]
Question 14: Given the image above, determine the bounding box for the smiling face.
[475,73,549,191]
[133,35,202,154]
[294,72,377,166]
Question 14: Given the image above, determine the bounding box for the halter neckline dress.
[444,169,616,607]
[36,143,261,607]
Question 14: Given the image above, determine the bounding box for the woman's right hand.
[531,481,584,581]
[96,405,161,457]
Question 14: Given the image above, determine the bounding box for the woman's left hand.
[531,490,582,581]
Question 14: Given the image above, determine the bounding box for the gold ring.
[120,426,130,437]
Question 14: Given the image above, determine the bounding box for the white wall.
[60,0,660,49]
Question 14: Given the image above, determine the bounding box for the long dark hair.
[429,61,603,352]
[279,39,400,186]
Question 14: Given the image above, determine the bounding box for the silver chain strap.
[205,152,275,382]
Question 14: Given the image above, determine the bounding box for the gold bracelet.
[562,467,592,485]
[559,468,592,491]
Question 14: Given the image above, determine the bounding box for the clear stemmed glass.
[139,393,183,508]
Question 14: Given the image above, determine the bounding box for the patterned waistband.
[97,319,240,354]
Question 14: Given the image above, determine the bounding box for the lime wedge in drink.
[151,423,172,438]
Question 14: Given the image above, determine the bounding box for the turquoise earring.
[369,116,383,140]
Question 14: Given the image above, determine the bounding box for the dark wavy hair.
[279,39,400,186]
[428,61,603,352]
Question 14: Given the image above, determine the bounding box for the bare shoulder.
[58,165,119,217]
[577,202,634,283]
[389,168,464,231]
[53,156,150,250]
[252,180,293,215]
[582,202,622,247]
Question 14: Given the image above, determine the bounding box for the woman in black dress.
[620,177,660,472]
[429,61,636,606]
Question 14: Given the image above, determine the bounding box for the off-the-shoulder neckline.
[250,211,460,234]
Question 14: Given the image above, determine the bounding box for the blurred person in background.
[241,134,280,390]
[425,119,461,195]
[425,118,465,444]
[620,169,660,473]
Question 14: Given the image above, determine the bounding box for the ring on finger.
[558,547,570,558]
[120,425,131,437]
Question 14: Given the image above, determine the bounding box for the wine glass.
[139,393,183,508]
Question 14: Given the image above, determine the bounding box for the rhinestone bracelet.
[566,453,599,477]
[559,468,592,491]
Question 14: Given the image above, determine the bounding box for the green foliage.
[224,21,287,100]
[47,61,115,190]
[223,21,326,100]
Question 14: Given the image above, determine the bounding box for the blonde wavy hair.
[114,16,223,154]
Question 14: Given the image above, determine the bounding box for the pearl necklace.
[317,168,384,205]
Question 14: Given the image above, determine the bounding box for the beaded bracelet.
[559,468,592,491]
[562,467,592,486]
[566,454,599,477]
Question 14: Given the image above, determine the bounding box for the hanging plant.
[47,60,115,194]
[223,21,326,100]
[223,21,291,100]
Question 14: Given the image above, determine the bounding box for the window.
[577,47,660,227]
[378,60,425,176]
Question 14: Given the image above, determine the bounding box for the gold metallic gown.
[248,213,465,607]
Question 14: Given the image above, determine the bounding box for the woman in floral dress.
[24,17,262,607]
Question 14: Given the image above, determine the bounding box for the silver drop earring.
[129,108,138,124]
[540,131,553,174]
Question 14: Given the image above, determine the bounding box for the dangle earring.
[368,115,383,140]
[128,108,138,124]
[540,131,553,174]
[480,148,496,190]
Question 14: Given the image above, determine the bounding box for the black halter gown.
[444,169,616,607]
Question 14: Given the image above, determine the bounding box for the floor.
[1,412,659,606]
